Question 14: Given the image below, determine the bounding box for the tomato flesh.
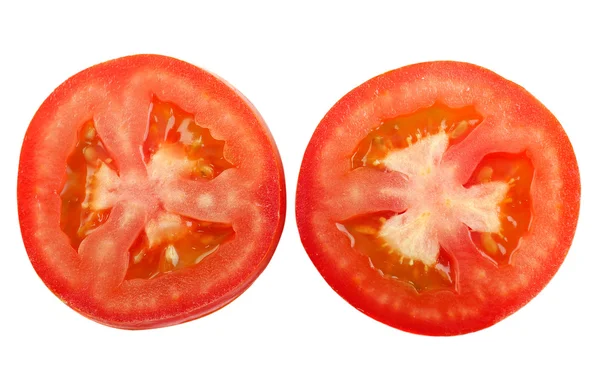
[19,55,286,329]
[296,61,580,335]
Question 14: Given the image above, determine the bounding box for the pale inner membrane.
[379,133,509,266]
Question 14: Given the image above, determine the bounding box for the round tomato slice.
[18,54,285,329]
[296,61,580,336]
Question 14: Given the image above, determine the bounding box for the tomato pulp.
[18,55,286,329]
[296,61,580,335]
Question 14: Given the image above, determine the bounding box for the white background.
[1,1,598,374]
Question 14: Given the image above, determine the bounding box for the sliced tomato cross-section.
[18,55,285,329]
[296,61,580,336]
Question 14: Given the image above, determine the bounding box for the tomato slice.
[18,54,286,329]
[296,61,580,336]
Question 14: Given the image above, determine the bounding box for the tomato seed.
[481,232,498,255]
[354,225,377,235]
[83,147,97,164]
[450,120,469,139]
[477,166,494,182]
[85,127,96,140]
[164,245,179,267]
[133,250,145,264]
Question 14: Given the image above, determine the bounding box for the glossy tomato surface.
[296,61,580,336]
[18,54,285,329]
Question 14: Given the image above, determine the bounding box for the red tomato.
[18,55,286,329]
[296,61,580,335]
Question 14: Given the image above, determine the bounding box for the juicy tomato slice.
[18,54,286,329]
[296,61,580,336]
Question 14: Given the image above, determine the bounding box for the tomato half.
[18,54,285,329]
[296,61,580,336]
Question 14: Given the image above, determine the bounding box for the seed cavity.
[337,211,456,293]
[465,153,534,266]
[60,120,118,250]
[125,212,234,280]
[351,102,483,170]
[143,96,234,181]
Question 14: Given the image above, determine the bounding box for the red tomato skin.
[296,61,580,335]
[18,55,286,329]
